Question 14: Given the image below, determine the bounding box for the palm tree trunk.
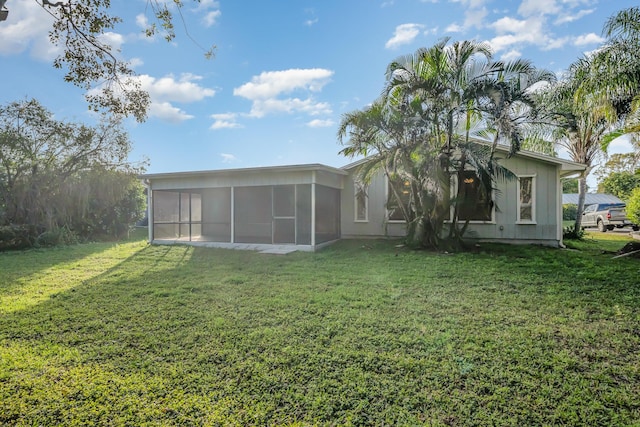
[573,169,591,230]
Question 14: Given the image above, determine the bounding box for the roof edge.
[140,163,348,180]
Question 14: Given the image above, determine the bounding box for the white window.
[354,182,368,222]
[517,175,536,223]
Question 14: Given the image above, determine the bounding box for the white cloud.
[573,33,605,46]
[487,15,572,53]
[97,32,126,53]
[307,119,335,128]
[0,1,58,59]
[445,23,463,33]
[555,8,594,24]
[203,10,222,27]
[305,18,319,27]
[136,14,149,29]
[500,49,522,61]
[463,6,487,29]
[149,102,194,123]
[385,23,424,49]
[543,36,570,50]
[129,57,144,68]
[518,0,560,17]
[248,98,332,119]
[235,69,333,99]
[220,153,237,163]
[88,73,215,123]
[233,69,334,118]
[210,113,242,129]
[194,0,220,11]
[491,16,528,34]
[139,73,216,103]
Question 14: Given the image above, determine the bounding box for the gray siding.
[343,154,563,246]
[340,171,405,239]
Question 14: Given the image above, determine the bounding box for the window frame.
[386,176,411,223]
[450,171,495,224]
[516,174,536,224]
[354,181,369,222]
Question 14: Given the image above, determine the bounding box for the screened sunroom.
[142,164,346,251]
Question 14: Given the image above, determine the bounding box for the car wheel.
[633,226,640,231]
[607,225,615,231]
[597,220,607,232]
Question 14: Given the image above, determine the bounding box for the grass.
[1,230,639,425]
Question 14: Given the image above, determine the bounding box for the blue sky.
[0,0,637,178]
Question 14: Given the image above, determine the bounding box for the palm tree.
[575,7,640,134]
[538,58,619,231]
[538,7,640,231]
[339,39,553,249]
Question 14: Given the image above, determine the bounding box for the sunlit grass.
[1,234,639,425]
[0,239,148,314]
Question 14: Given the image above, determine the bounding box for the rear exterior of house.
[340,148,585,247]
[141,148,585,251]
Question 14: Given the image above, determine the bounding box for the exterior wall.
[462,156,561,246]
[340,170,405,239]
[341,155,563,246]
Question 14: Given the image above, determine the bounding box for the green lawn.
[1,231,639,426]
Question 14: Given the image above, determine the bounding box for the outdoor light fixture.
[0,0,7,22]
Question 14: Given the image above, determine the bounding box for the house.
[140,147,585,251]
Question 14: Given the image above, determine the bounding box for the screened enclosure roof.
[140,163,348,180]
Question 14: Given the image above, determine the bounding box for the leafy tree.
[562,179,579,193]
[0,99,146,246]
[598,171,640,201]
[4,1,215,121]
[599,6,640,133]
[595,151,640,185]
[537,56,619,231]
[628,187,640,225]
[542,7,640,231]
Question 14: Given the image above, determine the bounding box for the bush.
[36,226,79,247]
[0,224,41,251]
[563,224,585,240]
[627,187,640,225]
[563,204,578,221]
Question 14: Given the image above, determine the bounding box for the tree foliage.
[598,171,640,201]
[34,0,216,121]
[562,179,579,194]
[0,99,146,248]
[627,187,640,225]
[338,39,553,249]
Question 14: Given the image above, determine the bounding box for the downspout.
[556,167,564,248]
[311,171,316,249]
[143,179,153,243]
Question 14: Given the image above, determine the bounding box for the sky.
[0,0,638,183]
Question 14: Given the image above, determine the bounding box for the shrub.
[563,224,585,240]
[627,187,640,225]
[0,224,40,251]
[36,226,79,247]
[563,203,578,221]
